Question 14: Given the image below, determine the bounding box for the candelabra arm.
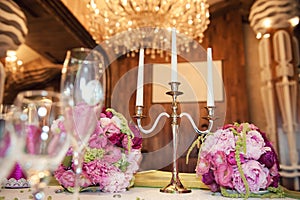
[179,112,214,135]
[136,112,170,134]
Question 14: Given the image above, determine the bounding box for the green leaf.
[62,155,73,167]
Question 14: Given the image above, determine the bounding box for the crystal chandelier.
[86,0,210,58]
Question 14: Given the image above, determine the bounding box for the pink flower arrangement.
[193,122,283,198]
[54,108,142,193]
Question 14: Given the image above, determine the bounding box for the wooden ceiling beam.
[210,0,255,22]
[14,0,97,64]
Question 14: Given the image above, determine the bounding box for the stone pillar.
[249,0,300,190]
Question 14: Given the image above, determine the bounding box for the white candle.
[207,48,215,107]
[136,48,144,106]
[171,28,177,82]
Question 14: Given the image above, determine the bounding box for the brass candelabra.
[134,81,215,193]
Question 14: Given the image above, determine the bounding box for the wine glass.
[14,90,70,200]
[60,47,105,197]
[0,104,20,181]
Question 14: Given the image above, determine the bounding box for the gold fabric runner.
[133,170,208,189]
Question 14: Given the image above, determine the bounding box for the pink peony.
[211,151,227,167]
[193,122,280,196]
[202,169,215,185]
[259,149,276,168]
[227,151,245,165]
[214,163,234,188]
[245,130,265,160]
[196,153,211,174]
[233,160,270,193]
[199,134,217,156]
[211,128,236,155]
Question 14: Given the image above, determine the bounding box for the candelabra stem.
[160,122,191,193]
[160,82,191,193]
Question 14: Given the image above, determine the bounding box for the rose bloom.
[102,145,122,163]
[232,160,270,193]
[127,123,143,150]
[57,171,75,188]
[104,123,123,146]
[54,165,75,188]
[89,123,108,149]
[100,108,113,119]
[269,163,280,187]
[212,151,227,167]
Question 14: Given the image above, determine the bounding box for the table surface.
[0,186,295,200]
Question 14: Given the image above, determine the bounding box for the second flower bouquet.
[54,108,143,193]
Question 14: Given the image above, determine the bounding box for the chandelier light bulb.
[86,0,210,58]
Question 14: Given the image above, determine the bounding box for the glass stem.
[33,189,45,200]
[72,145,83,200]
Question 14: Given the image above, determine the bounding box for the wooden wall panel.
[202,10,249,124]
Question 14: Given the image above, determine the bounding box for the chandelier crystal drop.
[86,0,210,58]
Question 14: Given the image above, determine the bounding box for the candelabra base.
[160,177,191,193]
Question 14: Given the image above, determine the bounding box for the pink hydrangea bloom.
[101,170,131,193]
[83,159,121,185]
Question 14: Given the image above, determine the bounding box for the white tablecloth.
[0,186,295,200]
